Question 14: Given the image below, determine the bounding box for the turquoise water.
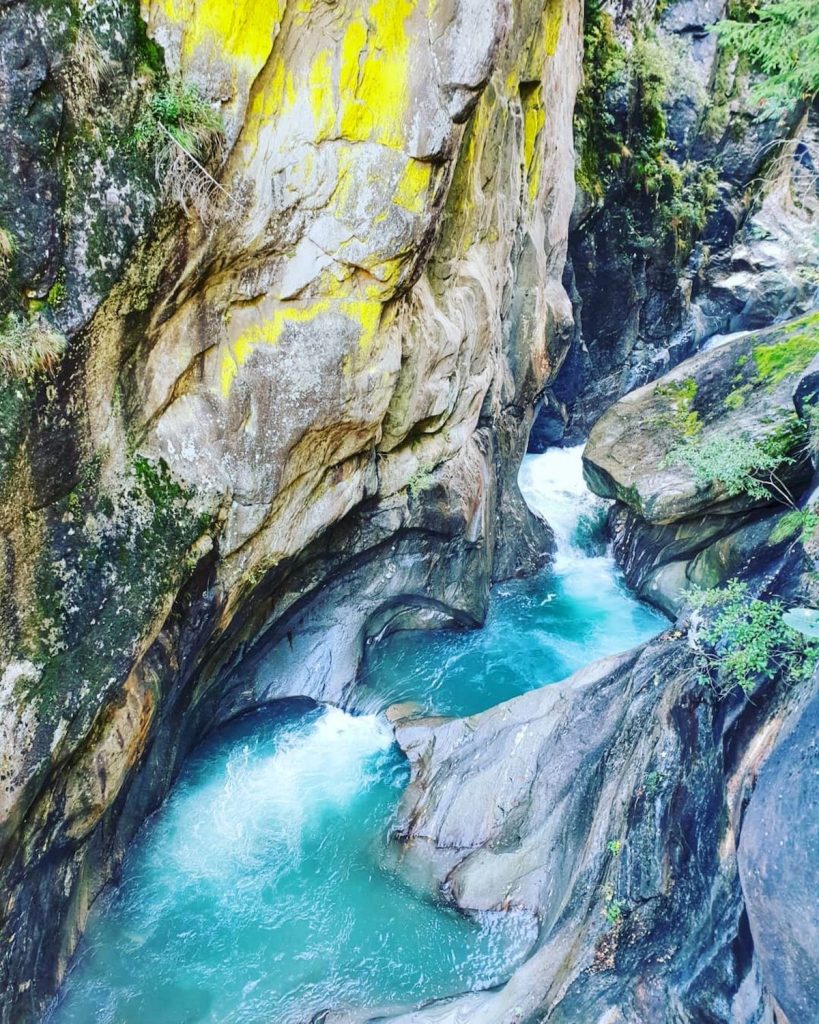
[49,704,537,1024]
[358,446,667,717]
[48,446,666,1024]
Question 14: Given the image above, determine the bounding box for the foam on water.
[50,444,667,1023]
[517,443,600,559]
[49,704,536,1024]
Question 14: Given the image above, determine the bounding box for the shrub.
[0,313,66,378]
[664,417,808,505]
[689,579,819,696]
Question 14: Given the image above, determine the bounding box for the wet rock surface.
[360,638,818,1024]
[738,686,819,1024]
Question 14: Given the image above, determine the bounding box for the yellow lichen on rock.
[522,85,546,205]
[220,299,383,396]
[305,0,418,150]
[151,0,285,74]
[393,158,433,215]
[541,0,564,57]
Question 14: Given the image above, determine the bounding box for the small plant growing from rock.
[689,580,819,697]
[0,227,15,283]
[644,770,664,797]
[0,313,66,379]
[605,898,623,925]
[607,839,622,856]
[769,505,819,545]
[664,417,809,507]
[134,78,232,220]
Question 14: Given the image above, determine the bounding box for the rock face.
[369,636,817,1024]
[582,313,819,612]
[738,687,819,1024]
[0,1,582,1018]
[531,0,819,445]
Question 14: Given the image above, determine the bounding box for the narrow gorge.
[0,1,816,1023]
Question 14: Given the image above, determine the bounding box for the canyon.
[0,0,816,1022]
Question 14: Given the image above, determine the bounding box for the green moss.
[725,384,751,410]
[46,276,67,307]
[25,455,211,714]
[657,377,702,437]
[753,325,819,387]
[573,0,624,199]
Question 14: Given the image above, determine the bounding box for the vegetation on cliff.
[0,313,66,379]
[574,0,718,253]
[133,77,229,217]
[691,579,819,696]
[715,0,819,108]
[664,415,809,504]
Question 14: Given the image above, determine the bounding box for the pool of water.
[48,446,666,1024]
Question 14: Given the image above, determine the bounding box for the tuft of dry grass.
[134,79,234,221]
[0,227,16,282]
[0,313,67,378]
[58,27,113,123]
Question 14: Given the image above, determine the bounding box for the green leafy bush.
[664,417,808,504]
[689,580,819,695]
[714,0,819,110]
